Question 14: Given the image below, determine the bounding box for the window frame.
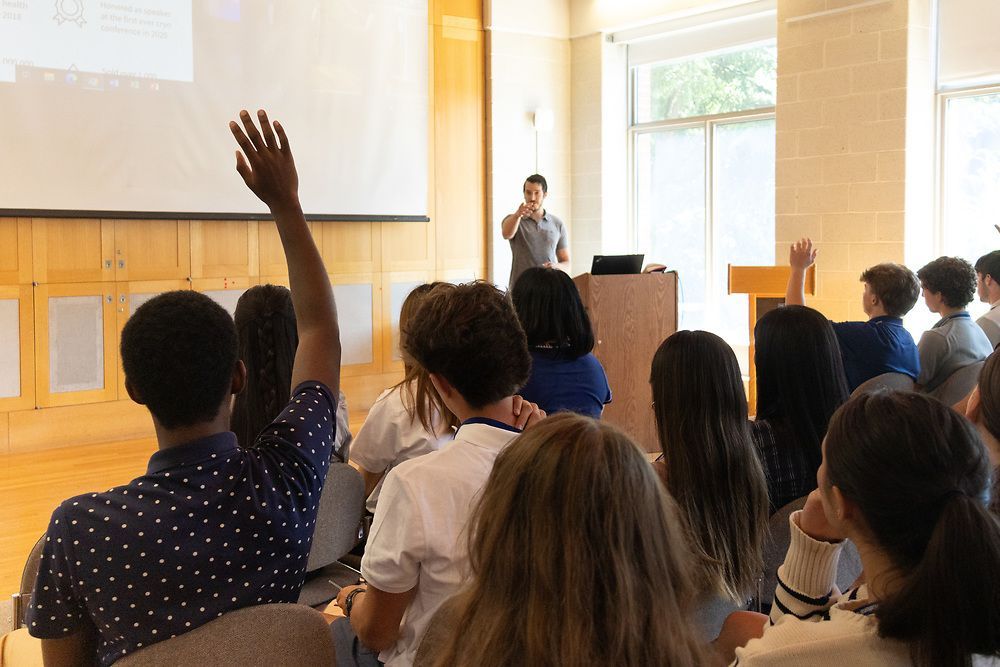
[935,82,1000,257]
[627,98,775,329]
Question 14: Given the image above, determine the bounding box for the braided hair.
[231,285,298,448]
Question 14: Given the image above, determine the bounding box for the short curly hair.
[401,281,531,409]
[860,263,920,318]
[121,291,239,429]
[917,256,977,309]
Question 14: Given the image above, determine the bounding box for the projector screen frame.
[0,209,431,223]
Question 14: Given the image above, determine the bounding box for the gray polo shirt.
[917,311,993,391]
[977,302,1000,349]
[508,211,568,289]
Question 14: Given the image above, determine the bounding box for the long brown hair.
[393,283,458,433]
[432,413,707,667]
[826,391,1000,666]
[650,330,768,602]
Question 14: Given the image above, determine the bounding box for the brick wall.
[775,0,933,322]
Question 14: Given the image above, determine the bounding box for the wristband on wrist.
[344,586,367,618]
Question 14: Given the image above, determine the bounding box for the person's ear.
[124,378,145,406]
[231,360,247,395]
[428,372,453,400]
[829,485,856,525]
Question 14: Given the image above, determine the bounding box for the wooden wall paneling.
[7,401,154,454]
[340,371,406,433]
[115,279,192,397]
[0,285,35,412]
[381,271,433,372]
[317,221,381,275]
[34,282,118,408]
[32,218,115,283]
[0,218,32,284]
[113,219,191,281]
[434,18,486,273]
[258,221,320,277]
[436,267,481,284]
[331,272,382,378]
[432,0,482,26]
[192,276,259,319]
[0,412,8,454]
[189,220,258,279]
[381,221,436,272]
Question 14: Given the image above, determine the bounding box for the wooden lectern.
[573,272,678,452]
[728,265,815,413]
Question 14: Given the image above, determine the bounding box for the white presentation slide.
[0,0,429,218]
[0,1,193,84]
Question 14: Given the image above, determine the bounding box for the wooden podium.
[573,272,678,452]
[728,265,815,413]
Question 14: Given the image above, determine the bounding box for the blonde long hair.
[394,283,459,433]
[432,413,707,667]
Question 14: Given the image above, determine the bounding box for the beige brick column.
[775,0,934,321]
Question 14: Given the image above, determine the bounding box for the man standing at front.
[501,174,570,288]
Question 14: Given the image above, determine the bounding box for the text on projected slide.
[0,0,193,84]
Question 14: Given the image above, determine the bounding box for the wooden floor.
[0,438,157,597]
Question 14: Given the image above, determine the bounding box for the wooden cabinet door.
[381,271,432,372]
[114,220,191,281]
[32,218,115,283]
[35,283,118,407]
[193,277,258,320]
[190,220,258,279]
[0,218,32,284]
[332,273,381,377]
[316,221,382,274]
[0,285,35,412]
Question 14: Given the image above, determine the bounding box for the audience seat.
[850,372,914,397]
[752,496,862,612]
[927,360,985,407]
[297,461,366,607]
[693,594,745,642]
[115,603,334,666]
[10,534,44,630]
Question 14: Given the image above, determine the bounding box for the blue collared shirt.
[832,316,920,391]
[26,382,336,666]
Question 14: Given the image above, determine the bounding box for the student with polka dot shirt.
[26,110,342,666]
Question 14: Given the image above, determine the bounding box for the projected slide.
[0,1,193,84]
[0,0,429,218]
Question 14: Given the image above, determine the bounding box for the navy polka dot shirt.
[26,382,336,666]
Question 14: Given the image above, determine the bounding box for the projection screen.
[0,0,429,219]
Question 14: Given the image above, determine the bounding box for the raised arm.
[501,202,533,240]
[785,238,817,307]
[230,109,341,395]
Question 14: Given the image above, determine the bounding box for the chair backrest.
[12,533,46,629]
[851,372,915,397]
[928,360,985,407]
[755,495,807,609]
[305,461,365,572]
[754,495,864,610]
[115,603,334,666]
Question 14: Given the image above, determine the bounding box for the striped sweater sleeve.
[770,510,845,624]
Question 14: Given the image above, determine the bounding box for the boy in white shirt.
[332,281,543,666]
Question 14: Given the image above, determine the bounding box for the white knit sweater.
[733,511,908,666]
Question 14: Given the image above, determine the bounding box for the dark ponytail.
[231,285,298,448]
[826,391,1000,667]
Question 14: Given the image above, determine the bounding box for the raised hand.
[789,237,818,270]
[229,109,299,213]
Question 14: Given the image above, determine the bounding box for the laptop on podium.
[590,254,644,275]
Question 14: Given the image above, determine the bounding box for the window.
[939,89,1000,280]
[936,0,1000,321]
[630,43,777,372]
